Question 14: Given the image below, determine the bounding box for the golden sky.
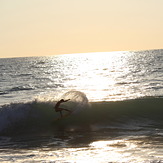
[0,0,163,58]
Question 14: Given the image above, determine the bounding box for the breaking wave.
[0,91,163,135]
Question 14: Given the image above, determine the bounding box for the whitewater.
[0,49,163,162]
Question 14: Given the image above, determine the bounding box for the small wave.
[36,61,46,65]
[0,85,35,96]
[15,73,33,77]
[8,86,35,92]
[116,81,140,85]
[0,91,8,95]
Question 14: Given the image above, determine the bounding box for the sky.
[0,0,163,58]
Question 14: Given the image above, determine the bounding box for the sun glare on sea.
[64,52,134,101]
[48,51,143,101]
[44,139,139,162]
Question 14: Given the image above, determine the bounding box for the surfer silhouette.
[54,99,71,117]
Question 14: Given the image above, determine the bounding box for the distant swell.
[8,86,34,92]
[0,91,8,95]
[0,86,35,96]
[0,96,163,135]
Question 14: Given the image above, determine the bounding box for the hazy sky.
[1,0,163,58]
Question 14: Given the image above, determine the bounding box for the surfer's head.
[60,99,64,102]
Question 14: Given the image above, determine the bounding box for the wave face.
[0,92,162,135]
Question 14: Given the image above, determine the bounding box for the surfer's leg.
[55,108,63,112]
[63,108,72,112]
[56,108,71,116]
[57,108,71,113]
[59,111,63,117]
[56,108,65,117]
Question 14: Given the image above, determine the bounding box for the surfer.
[54,99,71,117]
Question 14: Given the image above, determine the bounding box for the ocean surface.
[0,49,163,162]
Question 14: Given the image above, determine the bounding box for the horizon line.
[0,48,162,59]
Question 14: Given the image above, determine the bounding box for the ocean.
[0,49,163,162]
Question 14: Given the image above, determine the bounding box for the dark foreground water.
[0,50,163,162]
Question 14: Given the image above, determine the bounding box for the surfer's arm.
[63,99,70,102]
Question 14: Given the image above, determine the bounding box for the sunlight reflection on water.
[5,137,161,163]
[1,50,162,105]
[49,51,154,101]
